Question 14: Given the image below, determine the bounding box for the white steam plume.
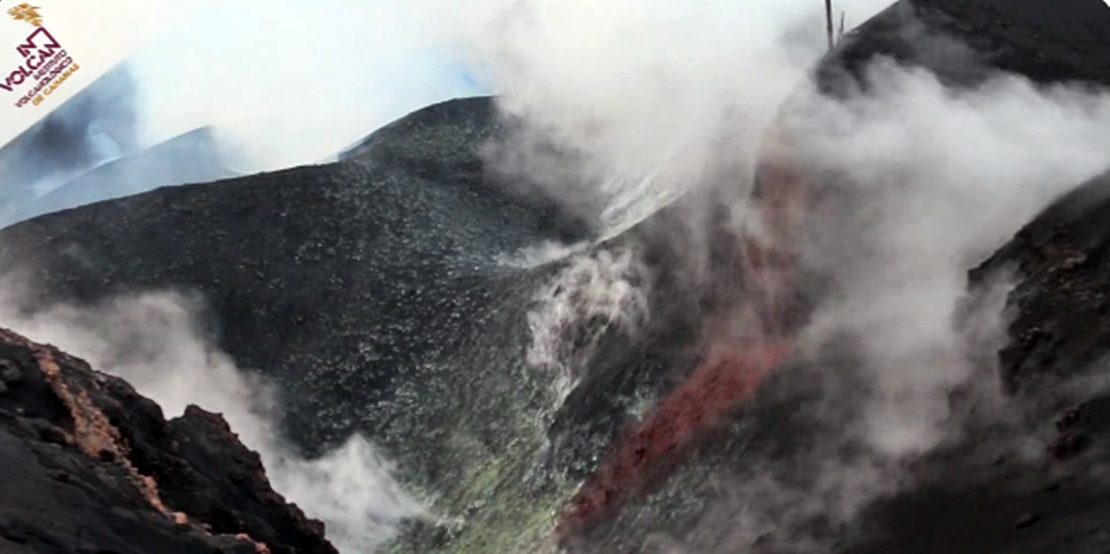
[419,0,894,233]
[655,62,1110,549]
[480,1,1110,551]
[793,63,1110,457]
[127,0,484,171]
[0,289,425,553]
[117,0,894,200]
[526,246,650,402]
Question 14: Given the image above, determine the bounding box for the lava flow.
[556,126,811,541]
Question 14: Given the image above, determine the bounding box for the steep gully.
[555,125,807,540]
[556,0,1110,543]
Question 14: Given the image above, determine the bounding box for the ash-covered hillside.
[0,94,605,457]
[0,93,703,552]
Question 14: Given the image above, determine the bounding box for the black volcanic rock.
[340,95,496,171]
[836,171,1110,554]
[971,170,1110,393]
[796,0,1110,399]
[817,0,1110,95]
[341,96,604,234]
[0,325,335,554]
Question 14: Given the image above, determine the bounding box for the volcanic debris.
[0,326,337,554]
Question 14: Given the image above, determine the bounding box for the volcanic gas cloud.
[557,136,811,539]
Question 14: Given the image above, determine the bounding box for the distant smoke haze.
[0,65,139,195]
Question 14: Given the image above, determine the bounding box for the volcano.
[2,0,1110,552]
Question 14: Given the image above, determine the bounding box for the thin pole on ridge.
[825,0,835,50]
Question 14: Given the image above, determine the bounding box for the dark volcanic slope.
[838,174,1110,554]
[0,96,592,454]
[0,325,334,554]
[972,170,1110,393]
[819,0,1110,94]
[0,94,724,552]
[808,0,1110,398]
[342,95,600,236]
[784,0,1110,553]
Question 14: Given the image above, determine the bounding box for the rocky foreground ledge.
[0,326,337,554]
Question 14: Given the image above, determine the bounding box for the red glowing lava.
[555,343,792,539]
[555,125,811,541]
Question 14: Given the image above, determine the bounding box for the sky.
[2,0,901,175]
[7,0,1110,174]
[127,0,489,170]
[80,0,895,172]
[0,0,898,226]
